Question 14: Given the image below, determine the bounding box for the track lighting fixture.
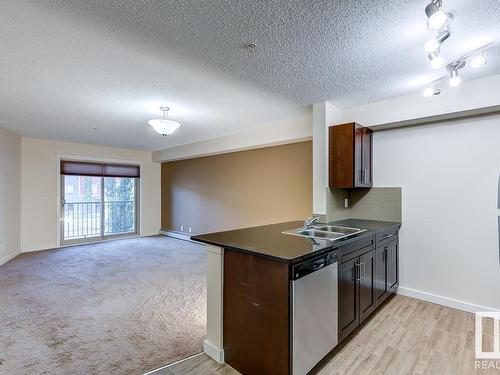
[428,52,444,69]
[424,29,450,53]
[425,0,452,30]
[419,1,495,98]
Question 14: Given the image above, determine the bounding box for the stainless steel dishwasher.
[292,250,338,375]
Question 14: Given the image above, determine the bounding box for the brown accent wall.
[161,141,312,234]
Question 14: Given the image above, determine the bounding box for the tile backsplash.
[326,187,402,222]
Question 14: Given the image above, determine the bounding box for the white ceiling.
[1,1,499,150]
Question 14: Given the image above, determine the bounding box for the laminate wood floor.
[149,294,500,375]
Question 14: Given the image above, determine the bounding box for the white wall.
[152,112,312,162]
[341,74,500,128]
[374,116,500,311]
[312,102,341,215]
[20,137,161,252]
[0,128,21,264]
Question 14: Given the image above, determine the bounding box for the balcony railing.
[63,201,135,240]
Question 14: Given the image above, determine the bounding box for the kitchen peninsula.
[192,218,401,375]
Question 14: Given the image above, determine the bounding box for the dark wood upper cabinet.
[329,123,373,188]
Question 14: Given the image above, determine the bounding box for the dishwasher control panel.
[292,251,338,280]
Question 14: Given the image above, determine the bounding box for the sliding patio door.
[61,161,140,245]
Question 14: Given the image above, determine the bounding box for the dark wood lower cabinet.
[375,245,389,305]
[339,236,399,342]
[338,258,359,340]
[223,249,290,375]
[386,239,399,293]
[374,237,399,306]
[359,249,376,323]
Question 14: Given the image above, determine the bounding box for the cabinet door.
[359,249,376,323]
[362,128,373,186]
[338,259,359,340]
[354,126,373,188]
[375,245,388,306]
[329,123,355,188]
[387,239,399,293]
[354,125,363,187]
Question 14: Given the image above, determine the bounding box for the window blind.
[60,160,140,178]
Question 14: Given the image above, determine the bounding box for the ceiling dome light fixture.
[425,0,452,30]
[148,107,181,136]
[424,29,451,53]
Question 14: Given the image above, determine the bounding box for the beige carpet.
[0,236,207,375]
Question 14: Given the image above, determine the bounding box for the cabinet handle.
[384,246,388,262]
[355,262,361,281]
[382,232,396,240]
[359,261,366,280]
[387,246,393,262]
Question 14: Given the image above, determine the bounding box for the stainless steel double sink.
[283,224,366,241]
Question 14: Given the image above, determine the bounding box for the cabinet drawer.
[376,228,399,246]
[339,235,375,264]
[343,234,374,254]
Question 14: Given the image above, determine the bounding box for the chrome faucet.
[304,216,320,229]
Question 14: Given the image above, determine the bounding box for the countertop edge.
[191,219,402,264]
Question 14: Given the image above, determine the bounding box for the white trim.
[204,245,225,364]
[397,286,500,313]
[203,339,224,364]
[21,235,143,253]
[159,229,193,242]
[56,154,144,248]
[142,352,204,375]
[0,250,20,266]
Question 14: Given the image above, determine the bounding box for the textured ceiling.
[1,1,499,150]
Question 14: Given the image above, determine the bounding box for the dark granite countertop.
[191,219,401,263]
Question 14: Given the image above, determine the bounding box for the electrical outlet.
[344,198,349,208]
[180,225,184,231]
[188,227,192,233]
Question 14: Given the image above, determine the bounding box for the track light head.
[425,1,451,30]
[423,86,441,97]
[448,70,461,87]
[424,30,451,53]
[446,60,465,87]
[428,52,444,69]
[470,54,487,69]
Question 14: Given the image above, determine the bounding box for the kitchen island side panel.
[223,249,290,375]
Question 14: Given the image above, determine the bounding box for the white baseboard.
[0,250,20,266]
[397,286,499,313]
[203,339,224,364]
[159,229,196,242]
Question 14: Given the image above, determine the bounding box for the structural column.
[203,245,225,364]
